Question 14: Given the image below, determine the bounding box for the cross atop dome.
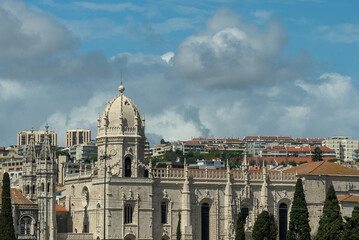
[118,82,125,93]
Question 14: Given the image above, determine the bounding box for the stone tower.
[96,82,146,178]
[23,128,38,202]
[23,125,57,239]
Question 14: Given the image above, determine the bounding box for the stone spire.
[181,158,193,239]
[25,128,36,163]
[224,159,234,239]
[261,162,269,211]
[23,127,37,202]
[141,113,145,128]
[36,124,57,240]
[97,113,101,129]
[242,152,251,199]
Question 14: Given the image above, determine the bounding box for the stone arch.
[124,233,136,240]
[124,155,132,177]
[19,215,34,235]
[161,234,170,240]
[278,199,290,240]
[82,186,89,207]
[160,198,170,224]
[239,198,252,225]
[198,198,214,240]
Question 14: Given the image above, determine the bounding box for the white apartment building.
[323,136,359,161]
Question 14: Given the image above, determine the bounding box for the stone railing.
[64,171,92,181]
[152,168,296,181]
[57,233,93,240]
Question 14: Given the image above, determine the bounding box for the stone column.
[224,160,234,240]
[181,159,193,240]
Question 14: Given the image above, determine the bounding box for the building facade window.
[20,217,32,235]
[125,157,132,177]
[124,204,133,224]
[279,203,288,240]
[161,201,168,224]
[240,207,249,224]
[201,203,210,240]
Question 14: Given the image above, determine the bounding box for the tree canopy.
[176,212,181,240]
[340,206,359,240]
[235,213,245,240]
[287,178,311,240]
[252,210,277,240]
[316,185,343,240]
[0,172,16,240]
[312,147,323,162]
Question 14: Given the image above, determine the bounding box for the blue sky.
[1,0,359,146]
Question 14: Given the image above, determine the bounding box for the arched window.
[279,203,288,240]
[144,169,149,178]
[161,201,168,224]
[125,157,132,177]
[47,182,50,192]
[20,217,32,235]
[201,203,210,240]
[241,207,249,224]
[124,204,133,224]
[41,183,44,192]
[26,185,29,194]
[32,185,35,194]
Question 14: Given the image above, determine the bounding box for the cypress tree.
[235,213,245,240]
[287,178,311,240]
[176,212,181,240]
[312,147,323,162]
[340,206,359,240]
[316,185,343,240]
[252,210,277,240]
[0,172,16,240]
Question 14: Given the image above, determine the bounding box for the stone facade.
[22,125,57,240]
[62,84,359,240]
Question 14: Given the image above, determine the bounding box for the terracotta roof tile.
[56,204,68,212]
[0,188,34,205]
[338,195,359,203]
[284,162,359,176]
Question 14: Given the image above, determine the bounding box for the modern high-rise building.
[323,136,359,161]
[17,129,57,146]
[65,129,91,147]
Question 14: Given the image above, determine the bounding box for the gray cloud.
[170,8,311,88]
[317,24,359,43]
[2,2,359,149]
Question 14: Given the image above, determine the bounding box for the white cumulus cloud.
[170,8,310,88]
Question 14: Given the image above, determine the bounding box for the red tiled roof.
[338,195,359,203]
[263,146,335,153]
[248,156,334,164]
[56,204,68,212]
[185,141,200,145]
[0,188,34,205]
[244,136,293,141]
[284,161,359,176]
[295,138,325,143]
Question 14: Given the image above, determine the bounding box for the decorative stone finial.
[118,82,125,93]
[45,123,49,132]
[31,127,34,133]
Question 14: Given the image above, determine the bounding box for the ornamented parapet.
[152,168,296,181]
[57,233,93,240]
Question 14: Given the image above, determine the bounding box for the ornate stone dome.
[97,83,144,136]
